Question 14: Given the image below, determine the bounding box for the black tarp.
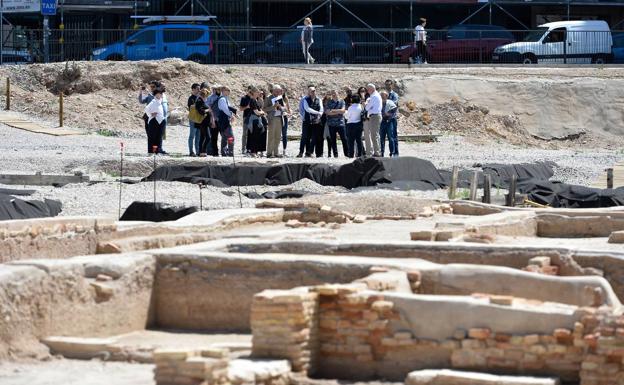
[0,192,62,220]
[517,180,624,208]
[141,157,624,208]
[120,201,198,222]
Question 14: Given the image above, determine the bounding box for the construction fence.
[4,27,622,65]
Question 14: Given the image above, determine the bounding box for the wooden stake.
[449,166,458,199]
[469,171,478,201]
[607,168,614,189]
[507,174,517,207]
[482,174,492,204]
[5,78,10,110]
[59,92,64,127]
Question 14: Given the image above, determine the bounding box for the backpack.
[211,96,222,121]
[188,105,204,124]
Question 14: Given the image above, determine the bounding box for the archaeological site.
[0,61,623,385]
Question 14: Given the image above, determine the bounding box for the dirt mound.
[0,60,563,146]
[399,98,536,145]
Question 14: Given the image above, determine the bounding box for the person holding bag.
[195,88,213,157]
[187,83,201,157]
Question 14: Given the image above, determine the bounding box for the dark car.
[613,32,624,63]
[395,24,515,63]
[238,27,354,64]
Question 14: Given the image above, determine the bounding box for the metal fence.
[4,27,623,65]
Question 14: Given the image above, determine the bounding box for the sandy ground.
[0,359,154,385]
[0,113,621,218]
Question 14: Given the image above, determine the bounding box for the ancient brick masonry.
[250,283,624,384]
[153,348,229,385]
[579,310,624,385]
[251,288,320,373]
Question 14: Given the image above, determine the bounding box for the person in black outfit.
[301,86,324,157]
[187,83,201,156]
[195,89,213,157]
[245,88,268,156]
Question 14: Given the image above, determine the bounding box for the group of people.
[297,79,399,158]
[139,78,401,159]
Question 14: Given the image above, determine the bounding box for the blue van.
[92,24,212,63]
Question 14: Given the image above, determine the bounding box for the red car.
[395,24,515,63]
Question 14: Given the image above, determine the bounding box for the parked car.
[238,27,353,64]
[395,24,515,63]
[492,20,612,64]
[92,24,213,63]
[611,32,624,63]
[0,50,33,65]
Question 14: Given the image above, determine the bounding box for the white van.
[493,20,612,64]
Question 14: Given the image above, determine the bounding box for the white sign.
[2,0,41,14]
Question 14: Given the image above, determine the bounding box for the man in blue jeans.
[379,91,398,157]
[187,83,200,156]
[385,79,399,156]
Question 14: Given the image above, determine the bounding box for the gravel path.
[0,119,621,218]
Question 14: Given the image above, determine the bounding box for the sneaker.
[304,153,312,158]
[189,152,196,157]
[296,153,303,158]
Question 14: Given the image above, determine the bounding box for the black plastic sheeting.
[120,201,198,222]
[244,190,309,200]
[518,180,624,208]
[0,192,62,221]
[142,157,624,208]
[143,157,447,190]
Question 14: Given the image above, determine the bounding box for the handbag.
[188,105,204,124]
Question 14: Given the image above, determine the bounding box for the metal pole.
[507,174,517,207]
[489,0,492,25]
[118,142,124,219]
[229,137,243,209]
[410,1,413,29]
[1,0,4,66]
[5,77,9,110]
[152,145,157,207]
[328,0,332,25]
[607,168,614,189]
[567,0,570,21]
[59,92,64,127]
[43,16,50,63]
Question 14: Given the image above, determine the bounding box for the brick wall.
[153,348,229,385]
[250,283,624,384]
[251,288,319,373]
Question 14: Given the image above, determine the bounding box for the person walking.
[413,18,428,64]
[345,95,364,158]
[301,17,315,64]
[363,83,382,157]
[263,84,286,158]
[195,88,213,157]
[301,86,324,157]
[379,91,399,157]
[217,86,236,156]
[245,87,267,157]
[144,88,166,155]
[325,90,348,157]
[187,83,201,157]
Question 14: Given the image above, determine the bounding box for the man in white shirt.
[144,89,165,155]
[364,83,382,157]
[301,86,324,157]
[413,18,428,64]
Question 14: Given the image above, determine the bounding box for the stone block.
[468,328,491,340]
[371,300,394,313]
